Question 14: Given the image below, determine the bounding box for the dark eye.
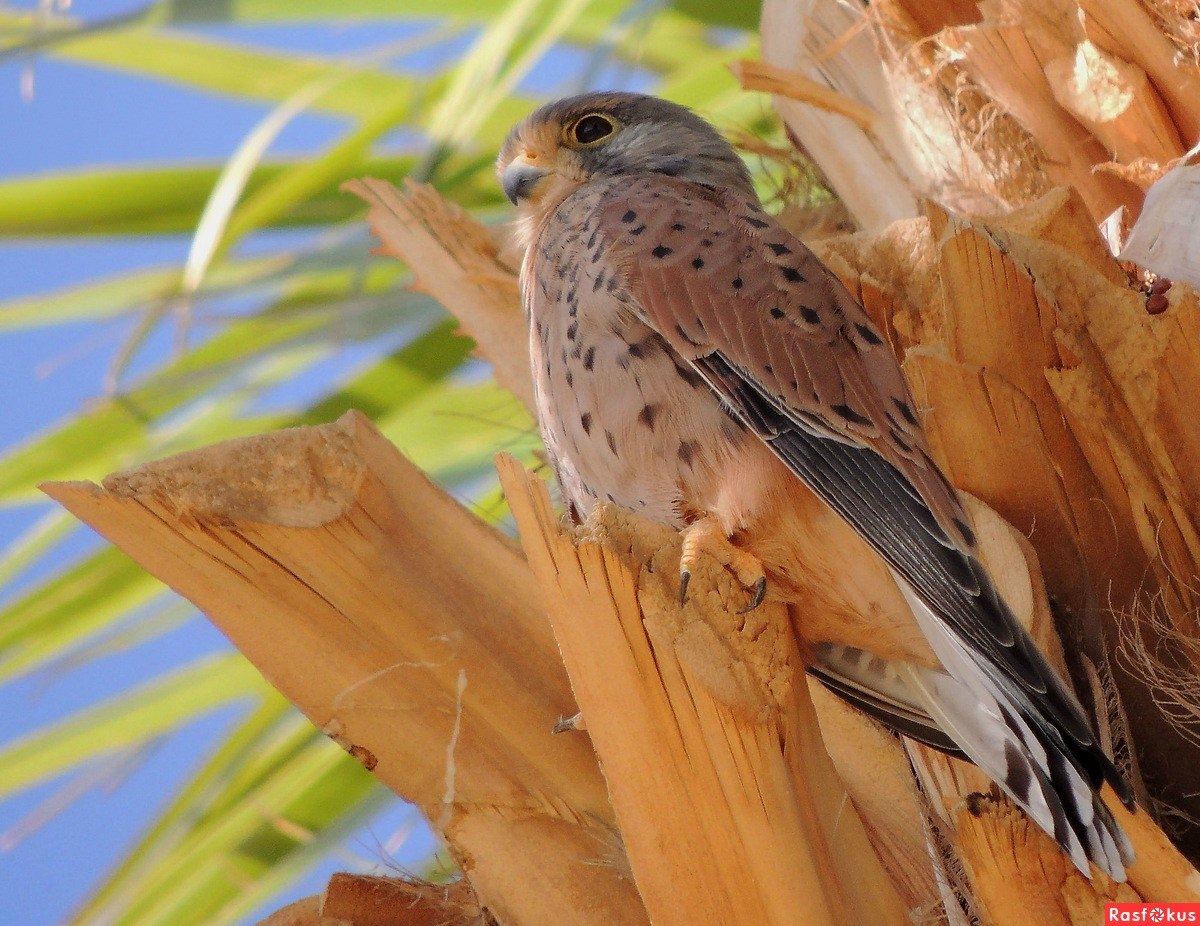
[572,114,615,145]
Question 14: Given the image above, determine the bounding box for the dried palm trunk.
[45,413,648,926]
[742,0,1200,876]
[44,1,1200,922]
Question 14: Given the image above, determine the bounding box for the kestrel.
[498,91,1134,880]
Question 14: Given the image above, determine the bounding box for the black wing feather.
[694,352,1133,806]
[807,665,968,757]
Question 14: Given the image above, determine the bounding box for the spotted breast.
[523,180,773,530]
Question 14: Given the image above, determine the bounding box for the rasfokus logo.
[1107,904,1200,922]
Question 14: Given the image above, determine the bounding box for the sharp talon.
[679,514,765,613]
[737,576,767,614]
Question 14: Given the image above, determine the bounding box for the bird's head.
[496,91,754,214]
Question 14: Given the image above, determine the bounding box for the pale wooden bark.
[1043,41,1184,166]
[756,0,922,231]
[805,683,940,912]
[44,409,924,926]
[756,0,1200,229]
[44,412,647,926]
[1078,0,1200,145]
[496,455,909,926]
[939,24,1142,221]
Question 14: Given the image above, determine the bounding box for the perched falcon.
[497,91,1135,880]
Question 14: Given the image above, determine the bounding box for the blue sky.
[0,1,657,921]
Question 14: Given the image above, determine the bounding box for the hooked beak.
[502,157,549,205]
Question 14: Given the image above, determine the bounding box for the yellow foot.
[679,515,767,613]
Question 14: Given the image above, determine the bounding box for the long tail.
[814,635,1134,881]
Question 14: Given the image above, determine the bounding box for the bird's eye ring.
[569,113,616,146]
